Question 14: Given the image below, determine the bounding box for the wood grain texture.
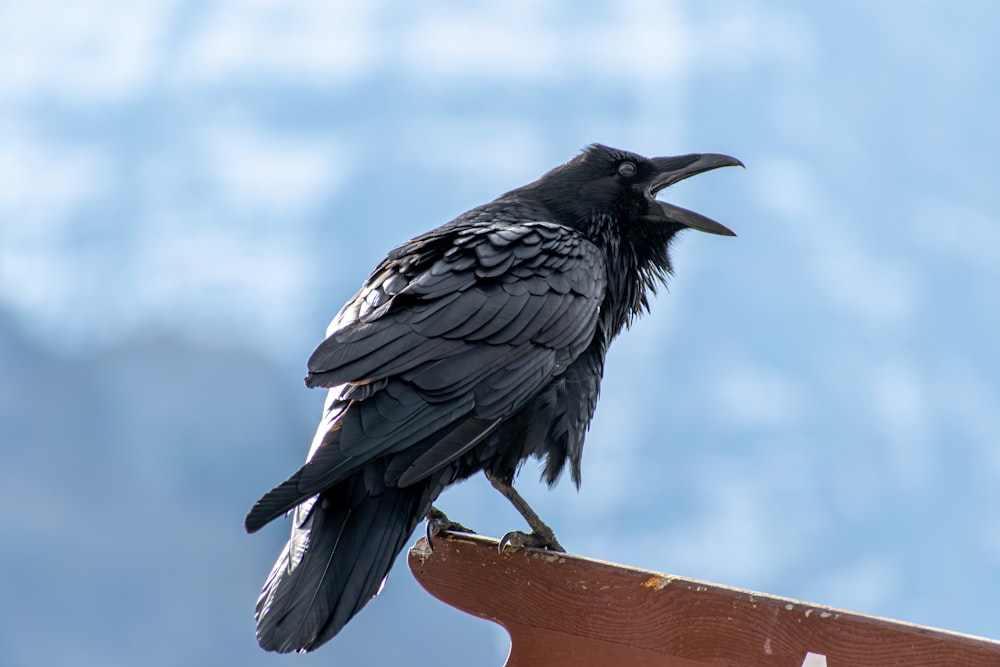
[407,533,1000,666]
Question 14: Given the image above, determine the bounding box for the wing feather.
[255,221,607,530]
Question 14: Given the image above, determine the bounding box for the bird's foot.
[425,506,476,550]
[498,527,565,553]
[484,470,566,553]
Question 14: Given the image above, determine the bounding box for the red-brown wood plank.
[407,533,1000,666]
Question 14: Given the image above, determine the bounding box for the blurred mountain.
[0,312,503,665]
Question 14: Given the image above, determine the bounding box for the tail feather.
[244,473,308,534]
[254,474,440,653]
[244,428,359,534]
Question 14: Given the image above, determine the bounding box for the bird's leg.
[485,471,565,553]
[425,505,476,550]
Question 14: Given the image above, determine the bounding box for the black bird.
[245,144,741,653]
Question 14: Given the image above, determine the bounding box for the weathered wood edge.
[407,532,1000,667]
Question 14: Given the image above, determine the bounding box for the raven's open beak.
[648,153,743,237]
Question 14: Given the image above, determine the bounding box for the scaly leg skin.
[485,471,565,553]
[425,505,476,551]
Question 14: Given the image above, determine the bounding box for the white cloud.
[397,118,549,186]
[173,0,378,86]
[814,247,917,332]
[687,3,815,74]
[0,125,113,332]
[0,246,73,321]
[0,124,110,235]
[123,218,313,348]
[709,357,810,431]
[754,155,919,333]
[752,155,818,219]
[402,0,689,82]
[932,360,1000,477]
[912,196,1000,275]
[200,123,346,215]
[0,0,173,101]
[868,359,933,491]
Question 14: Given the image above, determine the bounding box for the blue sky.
[2,2,1000,665]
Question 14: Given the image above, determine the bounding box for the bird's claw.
[498,529,566,554]
[425,506,476,551]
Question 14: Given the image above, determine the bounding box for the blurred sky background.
[2,1,1000,665]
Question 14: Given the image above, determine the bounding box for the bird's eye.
[617,161,637,178]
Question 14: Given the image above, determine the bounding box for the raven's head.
[519,143,742,240]
[516,144,742,331]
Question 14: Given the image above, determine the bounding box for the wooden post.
[408,533,1000,666]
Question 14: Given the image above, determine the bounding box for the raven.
[245,144,741,653]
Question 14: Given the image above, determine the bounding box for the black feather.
[246,144,739,653]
